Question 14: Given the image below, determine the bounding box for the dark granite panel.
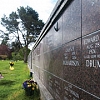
[46,73,54,96]
[43,33,53,52]
[40,40,43,55]
[39,70,47,87]
[53,17,62,47]
[39,40,44,69]
[34,55,40,68]
[39,70,44,83]
[63,0,81,44]
[43,47,63,78]
[44,72,63,100]
[33,65,40,79]
[53,77,63,100]
[43,17,62,52]
[43,51,54,73]
[63,82,80,100]
[63,39,81,86]
[82,0,100,36]
[34,44,41,55]
[51,47,63,78]
[63,81,98,100]
[82,31,100,97]
[39,54,44,69]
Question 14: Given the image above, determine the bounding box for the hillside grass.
[0,60,40,100]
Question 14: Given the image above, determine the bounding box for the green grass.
[0,60,40,100]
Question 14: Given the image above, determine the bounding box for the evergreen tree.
[1,6,44,62]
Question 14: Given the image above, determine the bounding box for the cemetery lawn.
[0,60,40,100]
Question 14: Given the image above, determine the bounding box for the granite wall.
[28,0,100,99]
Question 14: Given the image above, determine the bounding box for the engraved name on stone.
[64,84,79,100]
[63,46,80,66]
[83,34,100,68]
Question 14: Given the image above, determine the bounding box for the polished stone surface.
[43,17,62,52]
[82,0,100,36]
[62,0,81,44]
[29,0,100,99]
[63,39,81,86]
[63,81,98,100]
[82,31,100,97]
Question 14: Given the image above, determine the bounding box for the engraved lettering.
[72,52,76,55]
[72,56,77,59]
[95,42,100,48]
[63,60,80,66]
[84,35,99,45]
[88,49,96,54]
[91,55,96,58]
[65,46,74,52]
[86,60,100,68]
[84,55,90,59]
[86,44,94,49]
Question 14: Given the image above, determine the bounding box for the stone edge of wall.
[33,75,54,100]
[32,0,70,51]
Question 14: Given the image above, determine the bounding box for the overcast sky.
[0,0,58,49]
[0,0,58,23]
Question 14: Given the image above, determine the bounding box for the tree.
[12,47,30,61]
[0,30,9,45]
[1,6,44,63]
[0,45,11,59]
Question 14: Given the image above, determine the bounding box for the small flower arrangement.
[23,79,38,96]
[9,61,14,66]
[9,61,14,70]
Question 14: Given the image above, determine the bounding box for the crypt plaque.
[63,39,81,86]
[82,31,100,98]
[62,0,81,44]
[43,17,62,52]
[63,81,98,100]
[82,0,100,36]
[45,72,63,100]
